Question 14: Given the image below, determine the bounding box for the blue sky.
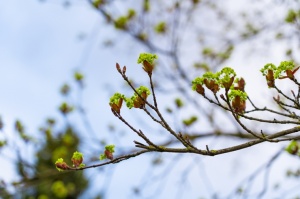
[0,0,104,188]
[0,1,152,197]
[0,0,96,123]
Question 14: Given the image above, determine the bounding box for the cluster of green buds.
[228,89,247,114]
[110,53,156,113]
[192,67,247,114]
[260,61,299,87]
[191,72,219,95]
[126,86,151,109]
[109,86,151,113]
[226,76,247,114]
[55,151,85,171]
[71,151,85,168]
[286,140,300,156]
[192,67,237,95]
[218,67,237,91]
[109,93,126,114]
[137,53,158,76]
[100,144,115,160]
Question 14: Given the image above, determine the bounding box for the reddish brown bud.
[105,150,113,160]
[141,91,147,100]
[116,63,121,73]
[110,98,123,114]
[280,66,300,80]
[266,69,275,87]
[133,92,147,108]
[55,162,70,170]
[204,79,219,93]
[235,78,245,91]
[196,84,205,95]
[232,96,246,114]
[71,156,83,168]
[122,66,127,74]
[286,70,294,79]
[110,103,120,114]
[142,60,154,76]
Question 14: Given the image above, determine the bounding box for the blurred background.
[1,0,300,198]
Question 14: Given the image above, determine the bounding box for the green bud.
[228,90,247,101]
[55,158,69,171]
[74,72,84,82]
[175,98,184,108]
[59,102,74,115]
[285,9,297,23]
[105,144,115,152]
[286,140,299,155]
[137,53,158,65]
[71,151,84,168]
[127,9,136,19]
[100,145,115,160]
[114,16,128,29]
[154,22,167,33]
[182,116,198,126]
[125,86,151,109]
